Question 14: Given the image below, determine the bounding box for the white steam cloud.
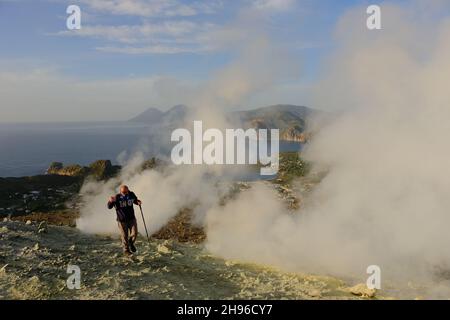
[204,1,450,289]
[77,154,228,235]
[78,0,450,295]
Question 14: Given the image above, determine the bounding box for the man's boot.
[129,238,137,253]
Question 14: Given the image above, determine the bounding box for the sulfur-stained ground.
[0,219,365,300]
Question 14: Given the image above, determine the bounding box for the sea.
[0,122,303,177]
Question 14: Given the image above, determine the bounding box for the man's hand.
[109,196,116,203]
[136,200,142,206]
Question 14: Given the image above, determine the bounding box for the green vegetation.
[89,160,120,180]
[276,152,311,184]
[0,175,82,214]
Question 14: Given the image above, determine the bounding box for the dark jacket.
[107,191,139,222]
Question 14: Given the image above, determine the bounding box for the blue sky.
[0,0,386,121]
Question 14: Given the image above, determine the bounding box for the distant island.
[129,104,319,142]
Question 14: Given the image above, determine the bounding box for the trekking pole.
[138,205,151,243]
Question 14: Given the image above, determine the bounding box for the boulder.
[46,162,88,177]
[62,164,88,176]
[347,283,377,298]
[89,160,116,180]
[157,244,171,254]
[307,289,322,298]
[46,162,63,174]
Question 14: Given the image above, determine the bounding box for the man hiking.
[107,185,142,255]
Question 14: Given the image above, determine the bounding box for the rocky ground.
[0,219,374,300]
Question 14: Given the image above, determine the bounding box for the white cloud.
[55,20,219,54]
[95,44,204,54]
[252,0,295,11]
[57,21,201,43]
[80,0,222,17]
[52,0,301,55]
